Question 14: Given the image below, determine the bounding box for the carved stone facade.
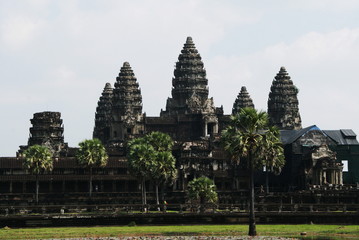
[268,67,302,130]
[232,86,255,115]
[309,145,343,185]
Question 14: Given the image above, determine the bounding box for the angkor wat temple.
[1,37,358,205]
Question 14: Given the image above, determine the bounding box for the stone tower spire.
[110,62,144,142]
[268,67,302,130]
[162,36,209,116]
[112,62,142,116]
[93,83,113,144]
[18,112,68,156]
[232,86,255,115]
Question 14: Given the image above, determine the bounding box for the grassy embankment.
[0,224,358,239]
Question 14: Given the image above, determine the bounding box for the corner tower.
[19,112,68,156]
[93,83,113,144]
[268,67,302,130]
[110,62,144,143]
[232,86,255,115]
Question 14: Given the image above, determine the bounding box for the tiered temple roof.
[21,112,68,156]
[162,37,209,116]
[232,86,255,115]
[267,67,302,130]
[112,62,143,118]
[93,83,113,143]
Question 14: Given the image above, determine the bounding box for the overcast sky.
[1,0,359,156]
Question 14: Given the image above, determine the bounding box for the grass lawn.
[0,224,358,239]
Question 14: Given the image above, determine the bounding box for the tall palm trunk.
[89,167,93,198]
[142,178,147,205]
[36,174,39,204]
[155,181,160,211]
[265,168,269,194]
[248,152,257,236]
[200,195,205,213]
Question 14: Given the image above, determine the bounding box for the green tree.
[127,138,154,205]
[222,107,285,236]
[22,145,53,204]
[127,132,177,207]
[146,132,177,207]
[76,138,108,197]
[261,126,285,193]
[187,176,218,212]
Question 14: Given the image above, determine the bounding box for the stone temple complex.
[0,37,358,204]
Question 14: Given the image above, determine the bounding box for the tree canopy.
[127,131,177,206]
[22,144,53,203]
[22,145,53,175]
[76,138,108,168]
[76,138,108,197]
[187,176,218,205]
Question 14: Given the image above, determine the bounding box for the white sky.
[1,0,359,156]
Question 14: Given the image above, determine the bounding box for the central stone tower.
[159,37,221,140]
[161,37,210,116]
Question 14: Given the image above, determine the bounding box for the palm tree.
[127,138,154,205]
[187,176,218,212]
[222,107,284,236]
[261,126,285,193]
[76,138,108,197]
[145,131,173,152]
[145,132,177,208]
[22,145,53,204]
[150,151,177,208]
[127,132,177,207]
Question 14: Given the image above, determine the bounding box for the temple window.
[342,160,349,172]
[207,123,214,136]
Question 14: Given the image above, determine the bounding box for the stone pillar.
[339,171,343,185]
[334,171,338,185]
[317,170,323,185]
[182,171,185,191]
[204,122,208,137]
[214,122,218,134]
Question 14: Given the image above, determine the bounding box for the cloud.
[0,16,43,50]
[1,1,358,157]
[289,0,359,12]
[207,28,359,134]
